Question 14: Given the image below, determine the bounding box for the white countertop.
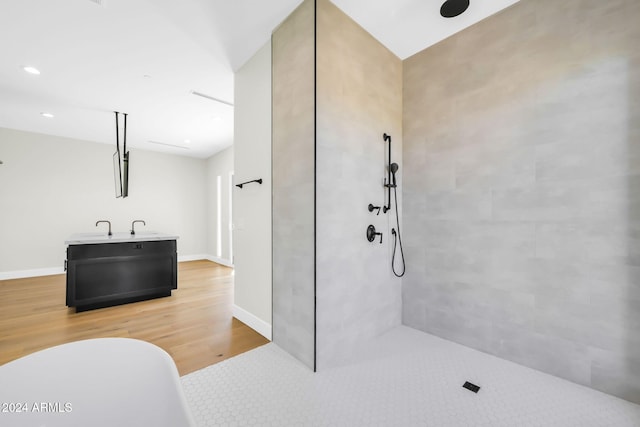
[65,231,179,245]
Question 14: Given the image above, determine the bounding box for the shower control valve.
[366,224,383,244]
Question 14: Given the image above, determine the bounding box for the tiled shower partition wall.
[402,0,640,403]
[315,0,403,370]
[272,0,403,371]
[272,0,316,370]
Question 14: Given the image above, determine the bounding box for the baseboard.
[178,254,209,263]
[0,267,65,281]
[205,255,234,268]
[232,304,272,340]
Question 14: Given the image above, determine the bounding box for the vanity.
[65,232,178,312]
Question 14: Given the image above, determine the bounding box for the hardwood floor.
[0,260,269,376]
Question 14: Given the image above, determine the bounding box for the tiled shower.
[272,0,403,371]
[272,0,640,404]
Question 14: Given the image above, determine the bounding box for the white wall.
[0,127,208,278]
[232,41,272,339]
[206,146,234,266]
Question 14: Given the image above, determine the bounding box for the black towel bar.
[236,178,263,189]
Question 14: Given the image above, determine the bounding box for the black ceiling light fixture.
[440,0,470,18]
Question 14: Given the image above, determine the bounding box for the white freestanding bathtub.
[0,338,195,427]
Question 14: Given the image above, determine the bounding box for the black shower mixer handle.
[367,224,383,244]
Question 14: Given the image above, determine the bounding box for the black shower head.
[390,163,399,186]
[440,0,469,18]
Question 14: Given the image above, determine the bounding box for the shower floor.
[181,326,640,426]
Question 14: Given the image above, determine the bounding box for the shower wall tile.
[402,0,640,403]
[404,150,456,193]
[315,0,403,370]
[492,185,581,222]
[591,347,640,404]
[271,0,316,370]
[455,145,537,191]
[488,323,592,387]
[422,191,492,220]
[423,307,494,355]
[532,304,593,346]
[585,263,640,303]
[536,137,639,185]
[535,221,631,264]
[459,221,537,257]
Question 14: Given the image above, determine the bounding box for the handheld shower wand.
[390,162,399,187]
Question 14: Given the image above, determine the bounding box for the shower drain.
[463,381,481,393]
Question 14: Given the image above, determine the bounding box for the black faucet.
[96,220,112,236]
[131,220,146,235]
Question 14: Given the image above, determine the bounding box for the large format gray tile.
[402,0,640,404]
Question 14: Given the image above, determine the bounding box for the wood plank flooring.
[0,260,269,376]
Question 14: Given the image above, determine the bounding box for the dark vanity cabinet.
[66,239,177,312]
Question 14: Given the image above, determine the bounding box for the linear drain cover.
[463,381,480,393]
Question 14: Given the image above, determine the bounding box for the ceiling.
[0,0,520,159]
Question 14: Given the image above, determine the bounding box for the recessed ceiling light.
[143,74,152,79]
[41,112,54,118]
[212,116,221,121]
[23,66,41,75]
[184,139,191,144]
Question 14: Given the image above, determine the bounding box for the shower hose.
[391,184,405,277]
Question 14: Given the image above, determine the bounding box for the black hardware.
[441,0,470,18]
[367,225,383,244]
[122,112,129,198]
[131,220,146,235]
[114,112,121,198]
[384,162,398,189]
[462,381,480,393]
[390,163,399,187]
[383,133,392,213]
[123,112,127,156]
[114,111,130,198]
[96,220,112,236]
[391,227,405,277]
[379,133,406,277]
[236,178,263,189]
[115,111,119,153]
[368,204,381,215]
